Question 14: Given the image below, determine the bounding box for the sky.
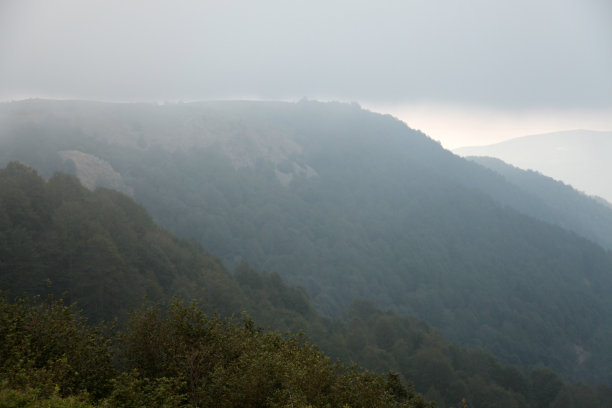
[1,0,611,148]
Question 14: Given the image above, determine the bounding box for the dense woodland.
[1,162,612,407]
[467,156,612,250]
[2,100,611,385]
[0,294,434,408]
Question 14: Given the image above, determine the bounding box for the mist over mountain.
[454,130,612,204]
[6,161,612,407]
[2,1,611,405]
[1,99,612,387]
[464,156,612,250]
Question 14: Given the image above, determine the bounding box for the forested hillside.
[1,100,612,385]
[454,130,612,204]
[0,162,241,322]
[2,162,611,407]
[0,294,436,408]
[465,156,612,250]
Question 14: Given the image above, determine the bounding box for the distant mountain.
[464,156,612,250]
[454,130,612,204]
[2,100,612,386]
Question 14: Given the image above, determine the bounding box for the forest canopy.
[1,162,611,407]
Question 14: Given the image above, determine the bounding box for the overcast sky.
[1,0,611,147]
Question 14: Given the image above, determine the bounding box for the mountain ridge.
[1,99,612,385]
[6,161,610,407]
[463,155,612,250]
[453,129,612,204]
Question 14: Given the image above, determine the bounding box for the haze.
[1,0,611,147]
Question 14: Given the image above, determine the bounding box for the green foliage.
[120,300,427,407]
[0,294,433,408]
[1,161,611,407]
[0,294,115,399]
[100,371,187,408]
[0,162,242,321]
[0,386,94,408]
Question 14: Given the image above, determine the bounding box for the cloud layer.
[1,0,611,109]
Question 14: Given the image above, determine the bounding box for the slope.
[3,162,612,407]
[1,100,612,385]
[0,162,242,322]
[453,129,612,204]
[466,155,612,250]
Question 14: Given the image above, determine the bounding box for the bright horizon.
[366,103,612,150]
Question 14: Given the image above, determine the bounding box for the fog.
[1,0,611,145]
